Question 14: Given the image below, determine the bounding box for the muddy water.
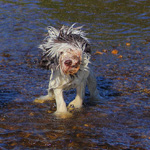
[0,0,150,149]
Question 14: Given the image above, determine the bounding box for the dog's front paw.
[54,111,72,119]
[67,98,83,112]
[67,104,76,112]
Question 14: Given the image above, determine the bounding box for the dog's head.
[39,24,91,75]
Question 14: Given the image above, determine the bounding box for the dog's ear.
[47,26,59,38]
[83,43,91,54]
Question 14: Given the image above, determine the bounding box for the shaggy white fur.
[34,24,103,115]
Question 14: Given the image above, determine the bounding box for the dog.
[34,24,103,115]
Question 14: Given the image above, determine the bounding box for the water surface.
[0,0,150,149]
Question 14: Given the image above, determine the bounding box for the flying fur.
[39,23,91,71]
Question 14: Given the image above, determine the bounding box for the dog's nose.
[64,60,72,66]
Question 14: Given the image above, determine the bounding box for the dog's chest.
[49,69,89,90]
[60,75,82,90]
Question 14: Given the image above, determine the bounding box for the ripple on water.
[0,0,150,149]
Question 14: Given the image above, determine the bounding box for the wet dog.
[34,24,103,115]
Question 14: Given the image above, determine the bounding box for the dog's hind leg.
[87,71,104,102]
[34,89,55,103]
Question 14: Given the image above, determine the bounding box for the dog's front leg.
[68,81,85,110]
[53,88,68,113]
[34,89,55,103]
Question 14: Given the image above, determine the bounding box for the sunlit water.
[0,0,150,149]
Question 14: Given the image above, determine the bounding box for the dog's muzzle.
[59,50,81,75]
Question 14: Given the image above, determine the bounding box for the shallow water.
[0,0,150,149]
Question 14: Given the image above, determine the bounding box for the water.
[0,0,150,149]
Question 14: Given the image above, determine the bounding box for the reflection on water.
[0,0,150,149]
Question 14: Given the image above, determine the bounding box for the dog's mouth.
[65,65,80,75]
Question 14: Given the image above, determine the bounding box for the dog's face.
[59,48,82,75]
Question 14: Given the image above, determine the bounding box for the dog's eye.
[69,48,73,52]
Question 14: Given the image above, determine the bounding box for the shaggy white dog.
[34,24,102,115]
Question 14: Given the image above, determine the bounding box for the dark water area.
[0,0,150,149]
